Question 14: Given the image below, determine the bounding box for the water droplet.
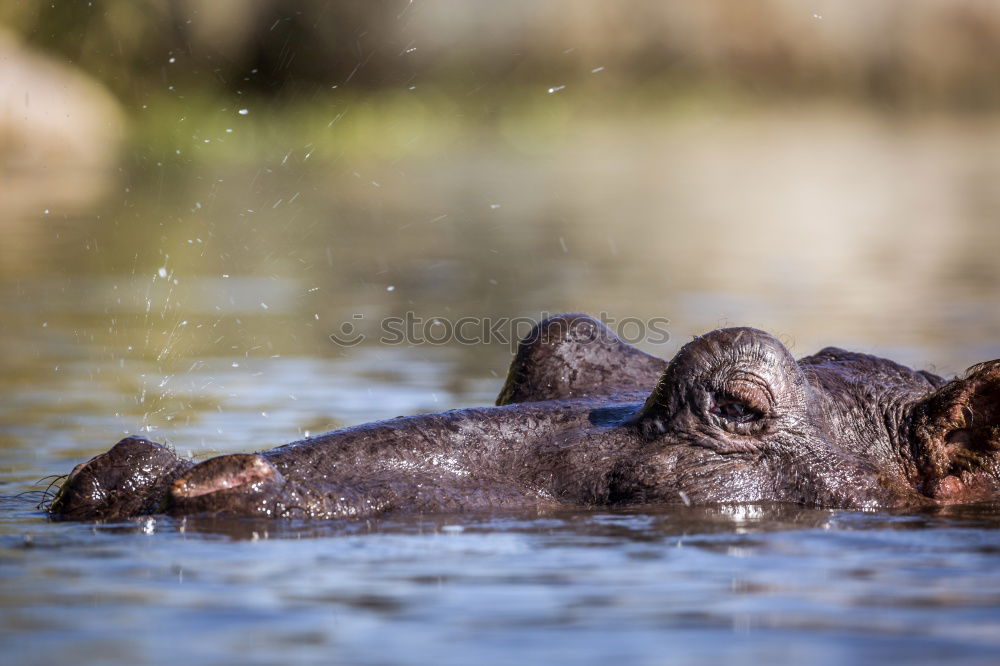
[238,108,249,115]
[386,285,395,292]
[157,267,167,278]
[547,85,566,94]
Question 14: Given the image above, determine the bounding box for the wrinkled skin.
[50,313,1000,521]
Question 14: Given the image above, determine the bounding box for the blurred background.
[6,6,1000,663]
[2,0,1000,466]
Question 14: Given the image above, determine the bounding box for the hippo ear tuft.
[496,313,666,405]
[909,360,1000,484]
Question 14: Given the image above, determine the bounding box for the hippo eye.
[710,393,765,424]
[705,377,772,433]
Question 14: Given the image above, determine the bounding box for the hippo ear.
[496,313,667,405]
[908,359,1000,496]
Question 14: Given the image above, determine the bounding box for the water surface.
[2,108,1000,664]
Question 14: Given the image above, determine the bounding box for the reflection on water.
[2,504,1000,665]
[2,107,1000,664]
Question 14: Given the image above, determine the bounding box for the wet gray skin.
[49,313,1000,520]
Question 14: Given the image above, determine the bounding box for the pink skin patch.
[927,475,965,502]
[171,455,275,498]
[926,470,999,504]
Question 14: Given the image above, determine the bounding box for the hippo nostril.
[48,436,190,520]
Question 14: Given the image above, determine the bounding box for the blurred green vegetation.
[6,0,1000,117]
[6,0,1000,182]
[129,82,763,173]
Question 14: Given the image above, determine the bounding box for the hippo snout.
[49,437,192,520]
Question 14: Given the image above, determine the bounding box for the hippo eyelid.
[720,372,774,415]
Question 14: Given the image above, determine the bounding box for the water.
[3,506,1000,664]
[2,107,1000,663]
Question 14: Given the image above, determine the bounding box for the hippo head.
[501,315,1000,510]
[49,313,1000,521]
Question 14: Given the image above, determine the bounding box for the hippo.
[48,313,1000,521]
